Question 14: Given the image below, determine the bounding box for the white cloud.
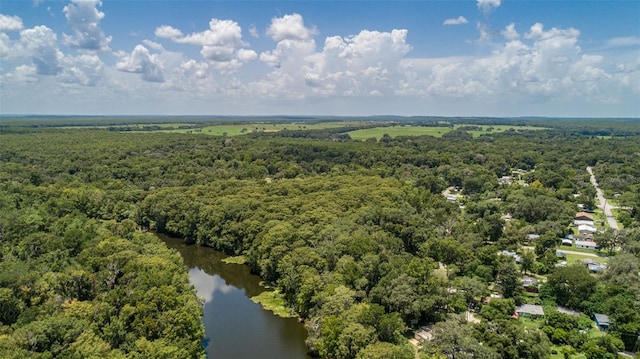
[157,18,244,47]
[477,0,501,13]
[19,25,62,75]
[237,48,257,62]
[142,39,164,51]
[0,14,24,32]
[115,44,164,82]
[476,22,490,43]
[63,0,111,51]
[59,53,104,86]
[154,18,254,71]
[155,25,184,40]
[249,25,259,38]
[266,13,317,41]
[443,16,469,26]
[501,23,519,40]
[606,36,640,48]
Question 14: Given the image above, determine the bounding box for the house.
[414,326,433,342]
[499,176,513,185]
[501,250,521,263]
[522,276,539,293]
[575,240,598,250]
[575,212,594,221]
[515,304,544,318]
[581,258,600,266]
[526,234,540,242]
[594,314,610,331]
[578,224,598,235]
[574,219,595,227]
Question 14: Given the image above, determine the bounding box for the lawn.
[346,124,546,141]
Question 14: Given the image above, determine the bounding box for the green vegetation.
[251,290,296,318]
[221,255,247,265]
[1,117,639,359]
[347,124,546,140]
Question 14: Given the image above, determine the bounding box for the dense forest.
[1,118,639,358]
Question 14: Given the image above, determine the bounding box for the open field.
[157,121,362,136]
[346,124,546,140]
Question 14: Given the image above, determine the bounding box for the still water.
[160,234,312,359]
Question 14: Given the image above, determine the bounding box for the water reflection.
[159,234,311,359]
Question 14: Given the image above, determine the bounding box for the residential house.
[526,234,540,242]
[515,304,545,318]
[594,314,610,331]
[574,219,595,226]
[575,212,594,222]
[575,240,598,250]
[414,326,433,342]
[578,224,597,235]
[581,258,600,266]
[501,250,521,263]
[499,176,513,185]
[522,276,539,293]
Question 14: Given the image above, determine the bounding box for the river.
[159,234,312,359]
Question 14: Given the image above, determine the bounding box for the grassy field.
[346,124,545,140]
[159,121,362,136]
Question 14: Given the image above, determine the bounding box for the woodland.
[0,117,639,359]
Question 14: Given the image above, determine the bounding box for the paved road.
[587,166,620,230]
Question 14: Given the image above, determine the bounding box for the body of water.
[159,234,312,359]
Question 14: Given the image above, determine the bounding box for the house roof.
[581,258,600,265]
[575,240,598,247]
[575,212,594,220]
[516,304,544,316]
[578,224,597,232]
[594,314,610,326]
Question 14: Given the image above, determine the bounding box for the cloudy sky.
[1,0,639,117]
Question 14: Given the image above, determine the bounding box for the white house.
[578,224,597,235]
[575,240,598,250]
[574,219,595,227]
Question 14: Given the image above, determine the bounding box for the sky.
[1,0,639,117]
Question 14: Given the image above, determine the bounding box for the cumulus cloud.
[443,16,469,26]
[477,0,501,13]
[63,0,111,51]
[501,23,519,40]
[256,19,412,99]
[115,44,164,82]
[59,53,104,85]
[0,14,24,32]
[266,13,317,41]
[154,18,254,71]
[237,48,257,62]
[398,21,629,107]
[19,25,62,75]
[155,25,184,40]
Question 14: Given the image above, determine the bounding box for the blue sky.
[1,0,639,117]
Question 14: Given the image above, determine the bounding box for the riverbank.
[251,290,297,318]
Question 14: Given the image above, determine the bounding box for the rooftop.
[516,304,544,316]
